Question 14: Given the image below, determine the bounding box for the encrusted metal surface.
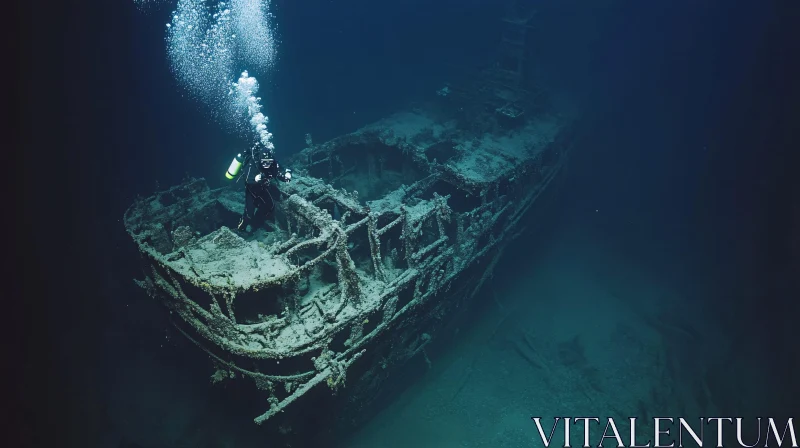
[124,83,579,424]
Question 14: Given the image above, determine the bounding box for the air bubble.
[158,0,277,137]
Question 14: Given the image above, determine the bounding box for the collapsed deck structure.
[125,63,580,427]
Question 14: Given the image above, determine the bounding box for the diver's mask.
[260,149,275,169]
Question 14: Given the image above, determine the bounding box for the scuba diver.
[225,144,292,232]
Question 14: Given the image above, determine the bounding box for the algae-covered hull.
[124,83,579,426]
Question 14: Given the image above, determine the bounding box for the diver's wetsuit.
[239,158,290,231]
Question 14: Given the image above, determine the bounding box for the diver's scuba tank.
[225,153,245,180]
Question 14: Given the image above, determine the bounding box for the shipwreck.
[124,6,580,428]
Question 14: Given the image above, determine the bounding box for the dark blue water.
[15,0,799,447]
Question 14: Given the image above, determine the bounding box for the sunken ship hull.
[124,81,579,430]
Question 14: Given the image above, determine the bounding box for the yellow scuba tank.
[225,153,244,179]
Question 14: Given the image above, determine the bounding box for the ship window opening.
[347,226,375,276]
[158,191,178,207]
[376,213,400,228]
[418,217,440,248]
[319,258,340,285]
[346,210,368,225]
[233,285,290,325]
[315,198,338,221]
[378,224,408,271]
[423,180,481,213]
[329,325,353,353]
[298,260,338,304]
